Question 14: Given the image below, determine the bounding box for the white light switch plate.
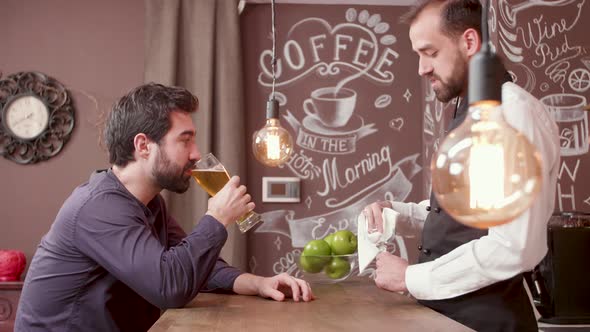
[262,177,300,203]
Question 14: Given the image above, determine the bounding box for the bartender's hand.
[363,200,392,233]
[233,273,315,302]
[364,200,428,236]
[374,252,408,293]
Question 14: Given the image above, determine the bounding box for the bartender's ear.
[134,133,152,160]
[461,28,480,58]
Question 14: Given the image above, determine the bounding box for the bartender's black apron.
[417,85,538,332]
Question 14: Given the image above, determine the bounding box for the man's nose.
[418,58,432,76]
[191,144,201,162]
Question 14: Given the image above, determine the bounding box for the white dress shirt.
[397,82,561,300]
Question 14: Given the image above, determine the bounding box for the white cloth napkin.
[357,208,398,273]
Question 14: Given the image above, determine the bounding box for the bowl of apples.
[294,230,359,283]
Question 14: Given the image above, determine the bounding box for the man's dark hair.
[104,82,198,167]
[401,0,482,40]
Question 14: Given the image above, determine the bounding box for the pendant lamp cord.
[270,0,277,99]
[481,0,490,52]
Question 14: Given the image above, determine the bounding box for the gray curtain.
[144,0,247,270]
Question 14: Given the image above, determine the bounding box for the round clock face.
[4,95,50,140]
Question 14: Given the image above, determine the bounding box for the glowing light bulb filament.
[267,133,281,160]
[468,141,505,209]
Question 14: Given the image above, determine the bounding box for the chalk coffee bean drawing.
[374,22,390,34]
[375,94,392,109]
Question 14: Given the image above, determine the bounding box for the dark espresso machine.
[525,212,590,324]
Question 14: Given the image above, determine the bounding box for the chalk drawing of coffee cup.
[303,87,357,128]
[540,94,589,156]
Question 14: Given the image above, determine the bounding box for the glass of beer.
[191,153,263,233]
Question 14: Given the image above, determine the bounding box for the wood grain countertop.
[148,280,473,331]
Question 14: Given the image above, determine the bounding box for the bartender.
[362,0,560,331]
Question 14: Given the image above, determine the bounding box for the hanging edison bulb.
[431,100,543,228]
[253,99,293,167]
[430,0,543,229]
[252,0,294,167]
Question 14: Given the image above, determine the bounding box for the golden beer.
[191,169,230,196]
[192,153,263,233]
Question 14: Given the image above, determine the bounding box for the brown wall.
[240,1,590,279]
[0,0,145,275]
[494,0,590,213]
[3,0,589,283]
[242,4,424,277]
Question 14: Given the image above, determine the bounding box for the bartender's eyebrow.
[414,43,435,53]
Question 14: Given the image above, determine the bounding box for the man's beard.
[433,54,467,103]
[152,148,194,194]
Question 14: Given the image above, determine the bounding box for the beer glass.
[191,153,263,233]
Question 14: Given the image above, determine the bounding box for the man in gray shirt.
[15,83,313,332]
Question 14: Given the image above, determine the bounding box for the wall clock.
[0,71,75,164]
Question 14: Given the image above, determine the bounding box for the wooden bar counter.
[149,280,473,331]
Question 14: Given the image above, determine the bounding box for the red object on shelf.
[0,250,26,281]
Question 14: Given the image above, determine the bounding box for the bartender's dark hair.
[104,82,198,167]
[401,0,482,40]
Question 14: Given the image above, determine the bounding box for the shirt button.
[422,249,431,255]
[418,245,423,251]
[434,207,441,213]
[426,206,431,211]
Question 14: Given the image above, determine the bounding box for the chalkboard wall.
[240,1,590,277]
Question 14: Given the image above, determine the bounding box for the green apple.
[302,239,331,256]
[323,233,336,248]
[330,230,358,255]
[299,255,328,273]
[324,257,351,279]
[300,239,331,273]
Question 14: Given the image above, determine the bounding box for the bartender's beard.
[152,148,194,194]
[432,53,468,103]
